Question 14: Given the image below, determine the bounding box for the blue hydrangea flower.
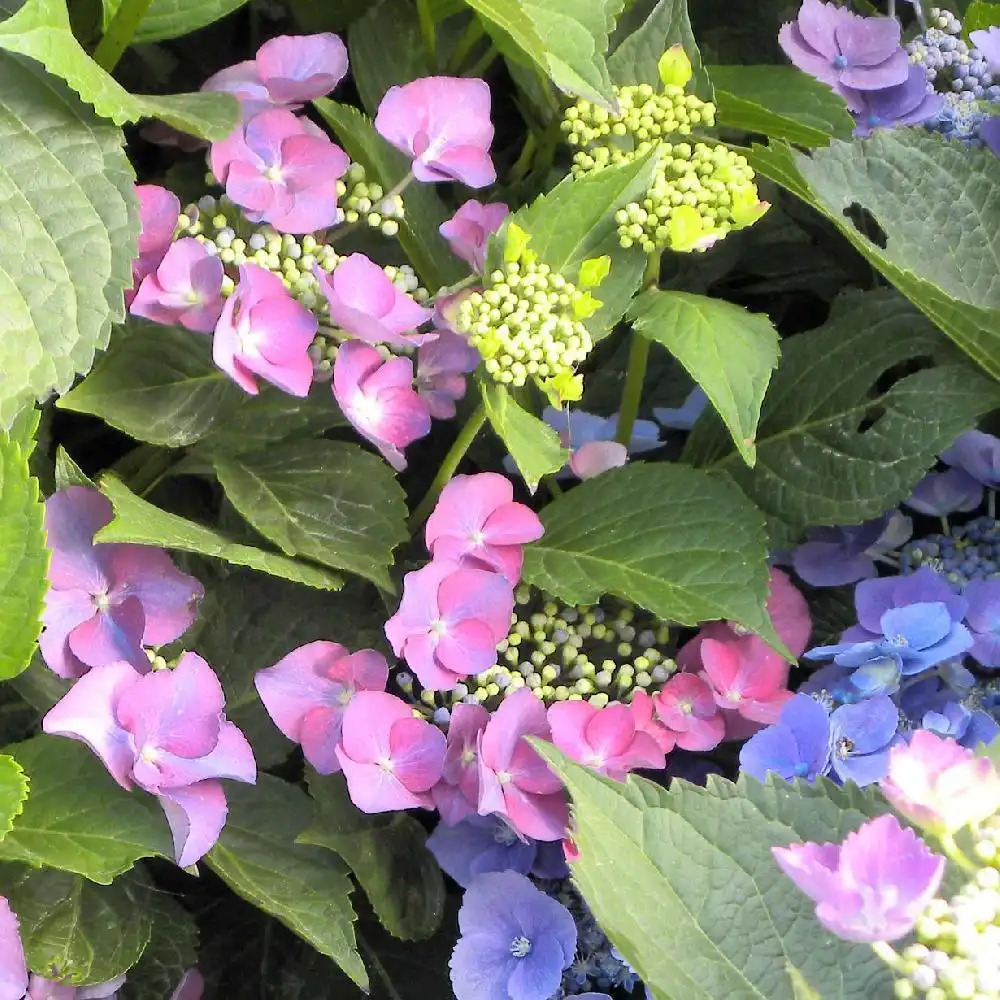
[828,695,900,785]
[739,694,831,783]
[905,467,983,517]
[844,64,943,137]
[940,430,1000,487]
[653,387,708,431]
[427,815,537,888]
[450,871,577,1000]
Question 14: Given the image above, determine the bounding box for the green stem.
[416,0,438,68]
[466,44,498,79]
[937,832,979,874]
[358,931,403,1000]
[871,941,903,973]
[510,132,538,185]
[93,0,154,71]
[446,18,485,74]
[125,448,180,497]
[408,402,487,532]
[615,253,661,446]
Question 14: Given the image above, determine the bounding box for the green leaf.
[120,890,198,1000]
[707,65,854,146]
[0,433,47,680]
[213,440,408,591]
[462,0,622,106]
[60,322,346,451]
[787,966,823,1000]
[684,290,1000,547]
[628,290,779,467]
[101,0,249,42]
[313,99,466,290]
[0,53,136,425]
[0,735,171,882]
[54,448,94,490]
[0,0,238,139]
[8,407,39,454]
[301,770,445,941]
[750,133,1000,380]
[0,755,28,839]
[488,152,659,339]
[608,0,711,99]
[206,775,367,989]
[964,1,1000,35]
[481,383,569,490]
[0,865,152,985]
[535,744,894,1000]
[96,475,345,591]
[521,461,780,645]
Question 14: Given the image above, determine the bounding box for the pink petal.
[389,715,446,791]
[140,721,256,790]
[426,472,510,546]
[339,690,412,763]
[158,779,228,867]
[299,706,344,774]
[44,487,113,591]
[40,588,101,678]
[0,898,27,1000]
[256,33,349,104]
[433,617,498,683]
[336,753,432,812]
[480,687,549,770]
[498,784,568,842]
[68,596,147,671]
[569,440,628,480]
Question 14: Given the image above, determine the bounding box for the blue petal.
[880,601,951,649]
[830,696,900,754]
[831,746,891,787]
[849,658,902,697]
[899,623,973,675]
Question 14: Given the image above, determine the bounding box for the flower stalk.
[93,0,155,71]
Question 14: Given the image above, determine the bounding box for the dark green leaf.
[206,775,367,989]
[101,0,249,42]
[120,890,199,1000]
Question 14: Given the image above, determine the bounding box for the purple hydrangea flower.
[739,693,832,783]
[848,566,968,642]
[845,64,943,137]
[828,695,900,786]
[790,513,910,588]
[940,430,1000,487]
[416,331,480,420]
[28,974,126,998]
[450,871,577,1000]
[971,27,1000,73]
[778,0,909,96]
[773,814,945,942]
[427,814,537,887]
[905,467,984,517]
[963,578,1000,668]
[0,896,27,1000]
[653,387,708,431]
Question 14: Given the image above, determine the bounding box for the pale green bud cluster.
[307,335,394,380]
[561,77,767,253]
[412,585,676,714]
[336,162,405,237]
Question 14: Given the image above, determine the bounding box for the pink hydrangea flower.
[477,688,568,841]
[880,731,1000,835]
[424,473,544,582]
[130,238,224,333]
[314,254,434,348]
[332,341,431,471]
[0,897,27,1000]
[547,700,665,781]
[203,33,348,119]
[439,200,509,271]
[43,652,256,867]
[653,673,726,752]
[335,691,446,812]
[416,331,480,419]
[41,487,204,679]
[374,77,496,187]
[698,637,793,727]
[773,814,944,943]
[129,185,180,306]
[384,559,514,690]
[213,263,317,397]
[27,974,125,999]
[211,109,348,234]
[170,970,205,1000]
[431,703,490,824]
[255,641,389,774]
[568,441,629,480]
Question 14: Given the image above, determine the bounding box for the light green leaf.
[0,0,238,139]
[462,0,622,105]
[0,53,136,425]
[101,0,249,42]
[536,744,894,1000]
[213,440,408,590]
[0,433,48,680]
[0,865,152,985]
[96,475,345,591]
[313,98,466,290]
[60,322,346,451]
[521,461,780,645]
[707,65,855,146]
[628,290,779,466]
[8,407,39,454]
[0,735,171,882]
[684,290,1000,547]
[481,383,569,491]
[608,0,711,99]
[301,769,445,941]
[0,755,29,840]
[120,890,198,1000]
[488,152,659,339]
[750,133,1000,379]
[206,775,367,989]
[964,1,1000,35]
[54,448,94,491]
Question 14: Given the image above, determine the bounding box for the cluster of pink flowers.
[0,893,203,1000]
[38,487,254,867]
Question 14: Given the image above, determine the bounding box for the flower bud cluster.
[412,585,676,713]
[900,516,1000,587]
[454,251,596,402]
[562,81,765,253]
[894,858,1000,1000]
[907,8,1000,102]
[337,161,406,236]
